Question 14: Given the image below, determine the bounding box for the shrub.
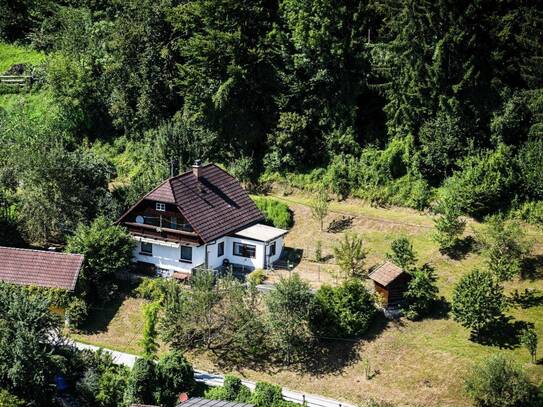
[156,351,195,406]
[315,240,322,262]
[66,297,88,328]
[123,358,157,406]
[333,233,368,278]
[0,390,25,407]
[402,264,439,320]
[205,375,252,403]
[440,144,515,217]
[311,279,376,338]
[311,188,329,231]
[433,197,466,254]
[478,215,531,281]
[65,216,134,303]
[265,274,314,365]
[251,382,283,407]
[520,327,538,364]
[385,236,417,270]
[253,196,293,229]
[511,201,543,227]
[464,354,539,407]
[247,269,266,285]
[135,277,179,304]
[451,269,505,335]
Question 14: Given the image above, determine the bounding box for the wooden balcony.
[124,222,200,245]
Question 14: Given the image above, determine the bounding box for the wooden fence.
[0,75,33,88]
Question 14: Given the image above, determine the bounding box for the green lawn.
[71,194,543,407]
[0,42,45,73]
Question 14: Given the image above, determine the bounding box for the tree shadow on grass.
[444,236,476,261]
[509,288,543,308]
[427,297,451,320]
[471,317,529,349]
[297,312,390,376]
[521,255,543,281]
[76,292,128,334]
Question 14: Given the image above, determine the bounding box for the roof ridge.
[168,162,215,182]
[0,246,83,257]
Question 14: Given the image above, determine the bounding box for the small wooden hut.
[369,261,411,308]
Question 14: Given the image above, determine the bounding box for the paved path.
[72,341,357,407]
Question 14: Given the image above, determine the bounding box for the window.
[180,245,192,262]
[170,216,177,229]
[141,241,152,255]
[269,242,276,257]
[217,241,224,257]
[156,202,166,211]
[233,242,256,258]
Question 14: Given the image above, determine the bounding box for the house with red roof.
[118,161,287,278]
[0,246,83,291]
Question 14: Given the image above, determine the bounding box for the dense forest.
[1,0,543,245]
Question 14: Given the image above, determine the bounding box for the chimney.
[192,159,201,179]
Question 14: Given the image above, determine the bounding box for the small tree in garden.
[265,273,314,365]
[452,269,505,336]
[311,279,376,338]
[386,236,417,270]
[402,264,439,320]
[315,240,322,262]
[65,216,134,303]
[140,301,160,359]
[464,354,539,407]
[311,188,329,231]
[156,351,195,406]
[520,327,538,364]
[433,198,465,254]
[479,215,531,281]
[123,358,157,406]
[333,233,368,278]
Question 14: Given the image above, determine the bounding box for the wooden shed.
[369,261,411,307]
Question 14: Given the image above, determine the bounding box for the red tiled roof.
[0,246,84,291]
[146,179,176,203]
[368,261,405,287]
[126,164,265,243]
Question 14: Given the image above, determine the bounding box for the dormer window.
[156,202,166,212]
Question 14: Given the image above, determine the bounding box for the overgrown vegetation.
[253,196,293,229]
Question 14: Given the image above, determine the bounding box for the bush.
[311,279,376,338]
[66,216,134,303]
[123,358,157,406]
[135,277,179,304]
[156,351,195,406]
[464,354,540,407]
[251,382,283,407]
[66,297,88,328]
[478,215,530,281]
[205,375,252,403]
[402,264,439,320]
[333,233,368,278]
[0,390,25,407]
[511,201,543,227]
[451,269,505,335]
[385,236,417,270]
[247,269,266,285]
[433,197,466,254]
[253,196,293,229]
[440,144,515,217]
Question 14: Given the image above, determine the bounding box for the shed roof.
[0,246,84,291]
[234,223,287,242]
[177,397,254,407]
[368,261,406,287]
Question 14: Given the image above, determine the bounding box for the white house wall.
[132,235,284,274]
[132,238,205,274]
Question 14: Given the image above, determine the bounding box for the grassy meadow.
[70,193,543,407]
